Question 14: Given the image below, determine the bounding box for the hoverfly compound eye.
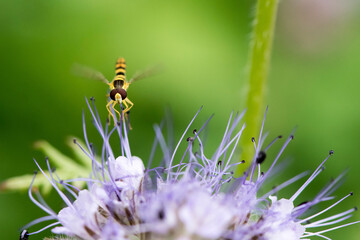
[110,89,118,101]
[118,88,127,100]
[110,88,127,101]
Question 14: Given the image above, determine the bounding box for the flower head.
[21,99,359,240]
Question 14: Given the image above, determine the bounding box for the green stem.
[237,0,279,175]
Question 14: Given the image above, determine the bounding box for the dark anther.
[278,135,283,138]
[217,161,222,166]
[251,137,255,143]
[121,105,125,111]
[127,111,131,115]
[290,135,294,140]
[186,137,194,142]
[256,151,266,164]
[354,206,358,211]
[51,167,56,173]
[73,138,77,144]
[230,171,234,175]
[106,118,110,124]
[90,143,93,148]
[260,172,264,176]
[241,160,245,164]
[116,121,121,126]
[329,150,334,155]
[45,156,49,161]
[90,97,95,101]
[20,230,29,240]
[297,201,309,207]
[193,129,197,134]
[350,192,354,196]
[33,170,38,175]
[158,209,165,220]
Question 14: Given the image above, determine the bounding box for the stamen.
[82,110,93,155]
[85,97,105,138]
[213,112,234,160]
[167,106,202,181]
[153,124,171,166]
[27,171,56,216]
[91,96,103,126]
[257,106,268,152]
[148,120,165,169]
[19,230,28,240]
[34,159,74,210]
[299,192,353,223]
[257,133,294,187]
[302,232,331,240]
[21,215,56,230]
[252,137,257,150]
[194,134,211,166]
[256,151,266,164]
[120,111,132,159]
[213,110,245,161]
[73,138,92,160]
[27,222,61,235]
[34,189,52,212]
[303,220,360,237]
[260,171,309,199]
[313,170,347,203]
[217,124,246,158]
[175,142,192,179]
[264,135,283,151]
[58,180,78,199]
[290,151,334,202]
[305,208,357,227]
[306,215,352,228]
[222,125,246,170]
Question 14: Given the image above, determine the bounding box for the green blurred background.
[1,0,360,239]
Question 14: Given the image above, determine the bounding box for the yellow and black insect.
[74,57,157,125]
[106,57,134,122]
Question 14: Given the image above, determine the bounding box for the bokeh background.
[1,0,360,239]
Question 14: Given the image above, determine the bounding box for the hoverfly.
[74,57,157,125]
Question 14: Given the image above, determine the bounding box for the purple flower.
[21,100,359,240]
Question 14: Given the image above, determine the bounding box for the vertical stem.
[237,0,279,175]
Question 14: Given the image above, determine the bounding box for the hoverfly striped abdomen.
[113,58,126,89]
[115,58,126,77]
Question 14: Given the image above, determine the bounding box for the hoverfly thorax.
[113,79,124,88]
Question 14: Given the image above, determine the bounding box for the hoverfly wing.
[128,64,163,84]
[72,63,110,84]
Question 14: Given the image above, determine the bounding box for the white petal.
[110,156,144,191]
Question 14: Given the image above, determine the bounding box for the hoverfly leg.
[106,100,116,125]
[111,101,121,125]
